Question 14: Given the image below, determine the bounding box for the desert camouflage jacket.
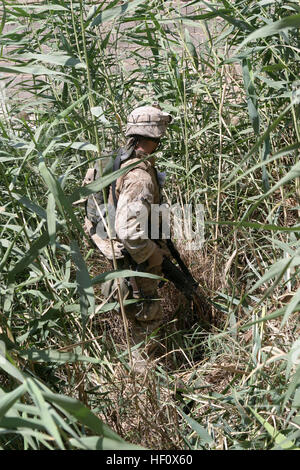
[85,150,161,264]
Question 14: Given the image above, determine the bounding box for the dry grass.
[87,241,224,367]
[87,363,183,449]
[77,244,232,449]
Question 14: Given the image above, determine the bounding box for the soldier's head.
[125,104,172,154]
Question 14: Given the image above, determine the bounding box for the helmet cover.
[125,105,172,138]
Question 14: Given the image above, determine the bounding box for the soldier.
[84,104,172,369]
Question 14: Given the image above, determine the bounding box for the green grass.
[0,0,299,450]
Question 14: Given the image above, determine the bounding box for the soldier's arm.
[115,168,158,264]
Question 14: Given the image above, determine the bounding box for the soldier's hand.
[147,247,167,269]
[147,246,169,269]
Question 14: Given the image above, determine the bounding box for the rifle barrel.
[166,240,197,285]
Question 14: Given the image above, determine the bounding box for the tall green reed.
[0,0,299,450]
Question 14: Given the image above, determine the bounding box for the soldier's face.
[149,140,160,154]
[136,138,160,155]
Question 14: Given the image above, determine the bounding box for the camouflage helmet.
[125,104,172,139]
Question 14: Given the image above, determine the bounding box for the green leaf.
[70,240,95,332]
[90,0,145,27]
[157,161,185,171]
[42,392,124,442]
[0,1,6,35]
[178,408,214,445]
[14,53,86,69]
[0,353,24,383]
[64,298,142,315]
[242,59,259,135]
[248,406,298,450]
[189,122,218,140]
[286,339,300,380]
[284,365,300,410]
[46,193,56,253]
[26,378,65,449]
[0,64,63,76]
[281,287,300,327]
[57,142,98,152]
[17,348,100,365]
[184,28,198,69]
[201,1,253,31]
[12,193,47,220]
[223,143,300,191]
[7,231,50,283]
[0,384,26,420]
[38,156,83,234]
[47,94,88,131]
[10,4,69,13]
[90,106,110,124]
[249,256,300,293]
[69,435,144,450]
[239,307,290,331]
[236,14,300,51]
[0,416,47,432]
[92,269,163,285]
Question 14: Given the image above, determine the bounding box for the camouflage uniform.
[85,105,172,360]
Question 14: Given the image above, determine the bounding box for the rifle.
[158,240,211,327]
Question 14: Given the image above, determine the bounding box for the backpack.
[84,144,136,231]
[83,144,166,241]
